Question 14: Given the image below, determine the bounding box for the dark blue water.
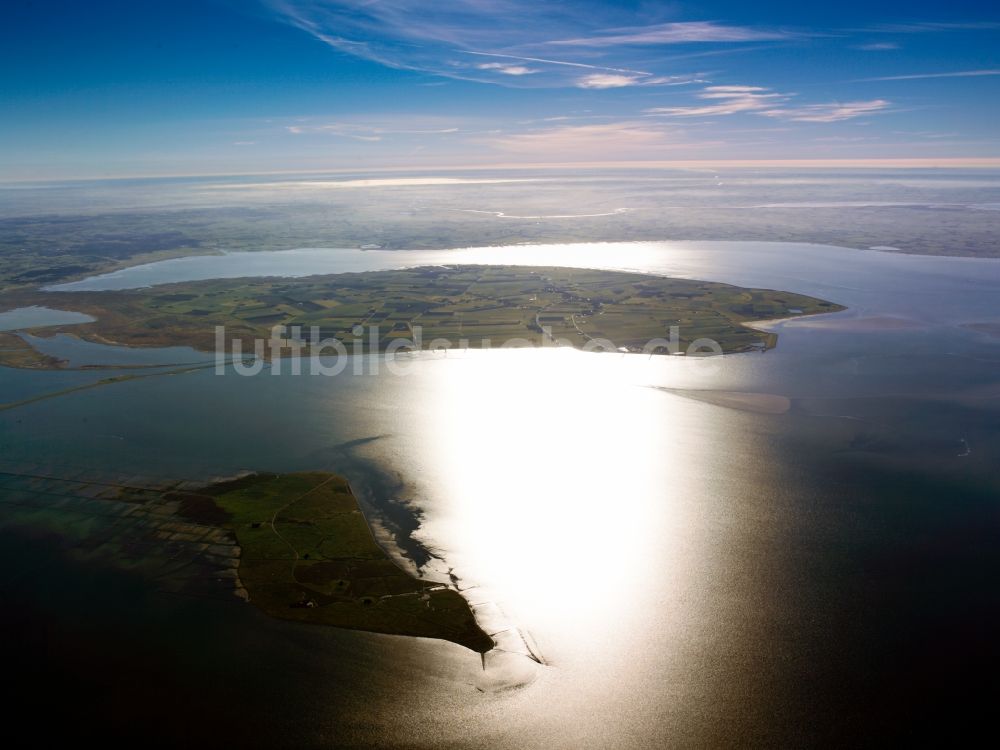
[3,240,1000,747]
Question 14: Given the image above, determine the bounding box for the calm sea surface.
[3,241,1000,746]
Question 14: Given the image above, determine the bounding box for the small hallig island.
[176,472,495,653]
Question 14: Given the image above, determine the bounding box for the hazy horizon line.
[4,158,1000,184]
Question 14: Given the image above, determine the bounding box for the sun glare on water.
[404,349,717,670]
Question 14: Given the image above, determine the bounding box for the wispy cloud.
[866,21,1000,34]
[647,86,790,117]
[811,135,877,143]
[548,21,802,47]
[285,119,462,140]
[246,1,985,162]
[287,124,382,141]
[854,42,900,51]
[463,51,651,76]
[477,62,538,76]
[576,74,641,89]
[648,86,892,122]
[575,73,706,89]
[480,121,706,158]
[893,130,961,139]
[263,2,774,87]
[760,99,892,122]
[859,69,1000,82]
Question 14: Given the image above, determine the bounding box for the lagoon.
[0,305,94,330]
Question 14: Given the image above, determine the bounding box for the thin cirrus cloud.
[865,21,1000,34]
[648,86,892,122]
[247,1,994,162]
[854,42,900,51]
[286,120,462,140]
[546,20,803,47]
[481,121,700,158]
[476,63,539,76]
[464,52,707,89]
[576,73,708,89]
[647,86,791,117]
[859,69,1000,82]
[261,1,791,88]
[462,50,652,76]
[758,99,892,122]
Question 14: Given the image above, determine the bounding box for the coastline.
[0,261,846,370]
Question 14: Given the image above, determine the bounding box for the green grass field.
[4,265,844,366]
[185,472,494,653]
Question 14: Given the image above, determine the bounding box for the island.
[0,265,844,368]
[169,471,494,652]
[0,464,494,653]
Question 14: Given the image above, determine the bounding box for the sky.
[1,0,999,178]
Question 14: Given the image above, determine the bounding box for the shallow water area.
[0,305,95,330]
[5,238,1000,746]
[22,332,214,368]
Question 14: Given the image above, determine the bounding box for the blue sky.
[1,0,999,178]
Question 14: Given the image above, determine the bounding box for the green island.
[0,465,493,651]
[1,265,843,368]
[174,471,495,653]
[0,331,64,369]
